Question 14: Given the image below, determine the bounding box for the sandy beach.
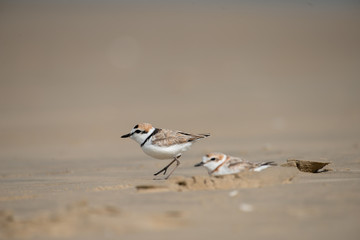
[1,1,360,239]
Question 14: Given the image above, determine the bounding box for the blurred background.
[1,0,360,162]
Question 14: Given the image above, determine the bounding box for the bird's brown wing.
[227,159,255,171]
[151,129,209,147]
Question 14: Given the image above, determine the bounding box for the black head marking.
[141,128,160,147]
[134,124,139,129]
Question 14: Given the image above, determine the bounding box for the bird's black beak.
[194,162,204,167]
[121,133,132,138]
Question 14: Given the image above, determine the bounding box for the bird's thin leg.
[154,158,177,176]
[164,159,180,180]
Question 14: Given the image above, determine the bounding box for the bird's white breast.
[141,141,192,159]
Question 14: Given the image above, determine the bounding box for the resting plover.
[121,123,210,179]
[195,152,276,176]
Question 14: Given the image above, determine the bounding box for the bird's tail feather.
[254,161,277,172]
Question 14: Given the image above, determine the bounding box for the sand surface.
[1,1,360,239]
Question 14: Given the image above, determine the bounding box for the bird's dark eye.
[210,158,216,161]
[135,130,141,133]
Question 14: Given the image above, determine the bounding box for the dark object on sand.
[283,159,330,173]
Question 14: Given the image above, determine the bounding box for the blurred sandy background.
[1,1,360,239]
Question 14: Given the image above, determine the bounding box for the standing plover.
[121,123,210,179]
[195,152,276,176]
